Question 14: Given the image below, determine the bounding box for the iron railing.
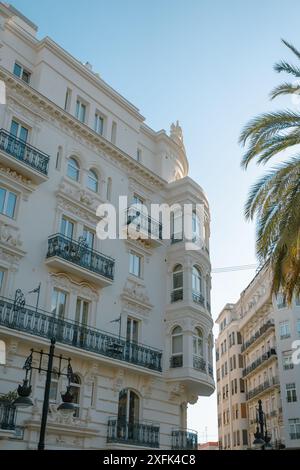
[0,128,50,175]
[193,356,206,372]
[46,234,115,280]
[171,429,198,450]
[192,292,205,306]
[170,355,183,368]
[171,290,183,303]
[243,348,277,377]
[246,376,279,400]
[0,297,162,372]
[107,418,160,448]
[208,363,214,377]
[241,320,275,352]
[290,432,300,440]
[0,403,17,430]
[125,208,162,240]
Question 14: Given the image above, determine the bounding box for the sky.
[8,0,300,442]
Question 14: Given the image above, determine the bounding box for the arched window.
[49,368,59,403]
[192,266,202,293]
[107,177,112,201]
[67,157,80,181]
[70,374,81,417]
[172,264,183,302]
[193,327,203,357]
[87,169,98,192]
[117,389,140,439]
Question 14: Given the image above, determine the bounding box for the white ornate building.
[0,3,214,449]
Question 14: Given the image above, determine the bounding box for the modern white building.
[0,3,214,449]
[216,266,300,450]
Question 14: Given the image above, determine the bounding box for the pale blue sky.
[9,0,300,442]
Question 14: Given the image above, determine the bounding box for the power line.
[212,264,257,273]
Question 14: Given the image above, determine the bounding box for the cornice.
[0,66,167,190]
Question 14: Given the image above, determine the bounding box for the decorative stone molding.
[120,278,152,317]
[0,221,23,249]
[48,273,99,302]
[168,382,186,402]
[141,377,155,400]
[48,404,81,426]
[111,369,125,397]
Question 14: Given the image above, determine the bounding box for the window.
[237,332,242,344]
[87,169,98,192]
[56,146,62,170]
[172,326,183,355]
[49,369,59,403]
[172,264,183,302]
[94,113,104,135]
[64,88,72,111]
[238,354,243,368]
[297,319,300,335]
[0,269,5,294]
[0,340,6,365]
[0,187,17,218]
[192,266,202,294]
[129,252,142,277]
[216,368,220,382]
[107,177,112,201]
[10,119,28,142]
[279,321,290,339]
[132,194,144,207]
[111,121,117,144]
[51,289,67,320]
[83,227,95,249]
[242,429,248,446]
[224,361,228,376]
[171,208,183,241]
[118,389,139,435]
[286,383,297,403]
[75,298,89,325]
[137,148,142,162]
[241,403,247,419]
[240,378,245,393]
[193,328,203,357]
[13,62,31,83]
[277,293,287,309]
[75,99,86,123]
[67,157,80,181]
[69,374,81,417]
[192,211,200,241]
[126,317,139,343]
[283,353,294,370]
[289,418,300,440]
[296,297,300,306]
[60,217,74,239]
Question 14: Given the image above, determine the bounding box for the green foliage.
[0,390,18,404]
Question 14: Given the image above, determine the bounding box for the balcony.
[107,418,160,448]
[0,297,162,372]
[171,429,198,450]
[243,348,277,377]
[193,356,206,373]
[241,320,275,352]
[170,355,183,368]
[0,403,17,438]
[246,376,279,400]
[123,208,163,247]
[0,129,49,183]
[45,234,115,287]
[168,354,214,396]
[192,292,205,307]
[171,290,183,303]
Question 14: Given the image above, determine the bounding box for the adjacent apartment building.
[0,3,214,449]
[216,267,300,449]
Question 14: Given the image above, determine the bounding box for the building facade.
[216,267,300,450]
[0,4,214,449]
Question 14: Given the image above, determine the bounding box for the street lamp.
[252,399,272,450]
[13,337,75,450]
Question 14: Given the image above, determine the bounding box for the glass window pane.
[6,192,17,218]
[172,335,183,354]
[10,120,19,137]
[0,270,4,292]
[13,63,22,77]
[19,126,28,142]
[0,188,6,214]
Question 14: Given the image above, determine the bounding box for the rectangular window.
[286,383,297,403]
[13,62,31,83]
[241,403,247,419]
[75,99,86,123]
[238,354,243,368]
[83,227,95,249]
[51,288,67,320]
[295,297,300,306]
[0,187,17,218]
[60,217,74,239]
[129,252,142,277]
[237,332,242,344]
[10,119,29,142]
[289,418,300,440]
[277,293,287,309]
[64,88,72,111]
[283,353,294,370]
[297,319,300,335]
[240,378,245,393]
[137,148,142,162]
[216,368,220,382]
[279,321,290,339]
[126,317,139,343]
[242,430,248,446]
[94,113,104,135]
[0,269,5,293]
[236,430,240,446]
[75,298,89,325]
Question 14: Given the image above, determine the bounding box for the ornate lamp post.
[13,337,75,450]
[253,399,272,450]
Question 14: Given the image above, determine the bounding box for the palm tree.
[239,39,300,304]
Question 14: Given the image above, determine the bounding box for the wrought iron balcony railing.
[170,355,183,368]
[193,356,206,372]
[241,320,275,352]
[171,290,183,303]
[192,291,205,306]
[0,403,17,430]
[107,418,160,448]
[290,432,300,440]
[171,429,198,450]
[243,348,277,377]
[246,376,279,400]
[0,128,50,175]
[0,297,162,372]
[46,234,115,280]
[208,363,214,377]
[125,207,162,240]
